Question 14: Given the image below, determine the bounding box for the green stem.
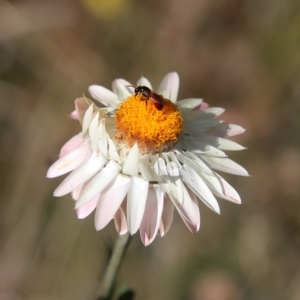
[97,233,132,300]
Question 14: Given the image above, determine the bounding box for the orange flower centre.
[115,94,184,153]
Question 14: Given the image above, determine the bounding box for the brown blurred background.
[0,0,300,299]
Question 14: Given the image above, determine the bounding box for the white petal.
[137,76,152,89]
[53,153,107,197]
[201,172,241,204]
[98,121,108,158]
[89,113,99,152]
[157,157,168,177]
[201,156,249,176]
[189,189,200,232]
[163,153,181,178]
[127,176,149,234]
[112,78,133,94]
[196,133,246,151]
[184,119,222,133]
[177,98,203,115]
[76,160,122,208]
[164,169,184,206]
[165,179,184,205]
[185,107,225,121]
[140,185,164,246]
[114,201,128,235]
[158,195,174,237]
[181,165,220,214]
[89,85,119,107]
[82,104,94,135]
[208,123,246,137]
[184,189,200,233]
[71,184,85,200]
[196,145,227,158]
[169,184,200,234]
[180,138,227,157]
[59,132,84,156]
[47,141,92,178]
[150,153,159,164]
[157,72,179,103]
[76,193,99,219]
[167,152,182,168]
[95,174,131,231]
[112,79,132,102]
[108,138,121,162]
[176,138,206,154]
[139,161,162,181]
[175,151,214,176]
[122,143,140,176]
[159,90,170,99]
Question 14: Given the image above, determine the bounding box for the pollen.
[115,94,184,153]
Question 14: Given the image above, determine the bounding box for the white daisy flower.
[47,72,248,246]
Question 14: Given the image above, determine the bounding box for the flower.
[47,72,248,246]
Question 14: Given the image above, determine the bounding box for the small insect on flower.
[135,85,165,110]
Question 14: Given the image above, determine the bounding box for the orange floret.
[115,94,184,153]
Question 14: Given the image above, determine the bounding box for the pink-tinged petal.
[47,141,92,178]
[75,97,91,125]
[59,132,85,156]
[68,110,78,120]
[207,123,246,138]
[158,195,174,237]
[140,185,164,246]
[157,72,179,103]
[76,194,99,219]
[71,184,84,200]
[127,176,149,234]
[195,102,209,110]
[53,153,107,197]
[169,183,199,234]
[94,174,131,231]
[88,85,119,107]
[201,156,249,176]
[114,200,128,235]
[76,160,122,208]
[112,79,132,102]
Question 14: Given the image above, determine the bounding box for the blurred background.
[0,0,300,299]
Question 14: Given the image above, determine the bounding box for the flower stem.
[97,233,132,300]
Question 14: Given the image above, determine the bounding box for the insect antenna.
[126,81,137,89]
